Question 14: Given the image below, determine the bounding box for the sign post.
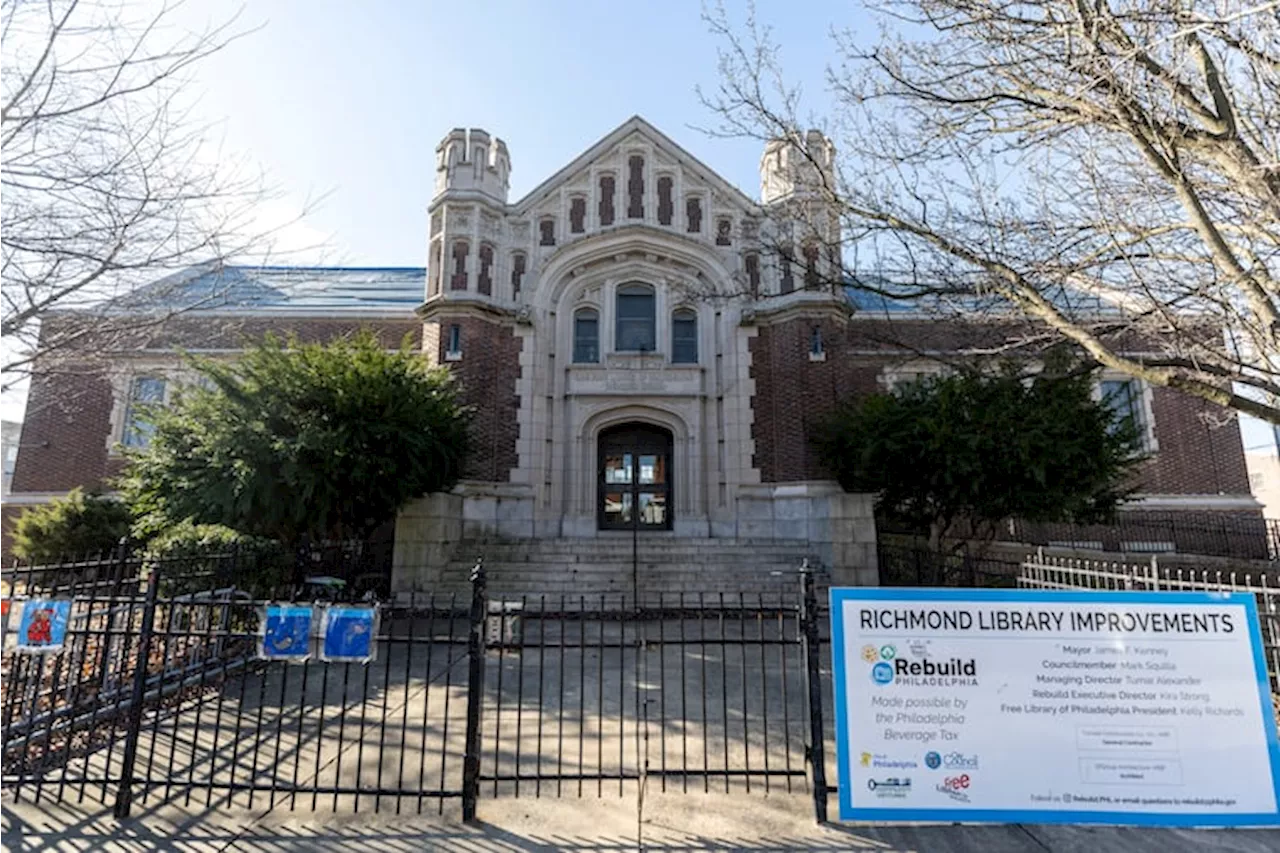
[830,587,1280,826]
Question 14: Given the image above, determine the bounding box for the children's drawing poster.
[261,605,314,660]
[322,606,377,663]
[15,600,72,653]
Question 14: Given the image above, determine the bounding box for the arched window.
[686,196,702,234]
[450,240,469,290]
[599,175,616,226]
[715,218,732,246]
[569,197,586,233]
[779,245,795,294]
[573,307,600,364]
[657,176,674,226]
[510,252,527,299]
[539,218,556,246]
[745,253,761,299]
[671,309,698,364]
[477,243,494,295]
[627,155,645,218]
[615,283,656,351]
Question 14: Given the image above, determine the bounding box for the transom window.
[615,283,656,352]
[573,308,600,363]
[671,309,698,364]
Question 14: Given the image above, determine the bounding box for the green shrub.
[143,521,292,597]
[11,488,132,563]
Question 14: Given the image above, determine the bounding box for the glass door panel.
[638,492,666,526]
[604,453,632,484]
[602,491,632,526]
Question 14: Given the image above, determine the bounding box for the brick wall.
[10,369,116,493]
[11,315,422,495]
[748,315,1253,499]
[425,315,522,483]
[749,316,879,481]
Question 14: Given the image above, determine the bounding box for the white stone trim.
[3,491,73,505]
[1126,494,1262,511]
[878,358,949,391]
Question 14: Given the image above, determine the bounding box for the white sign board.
[830,588,1280,826]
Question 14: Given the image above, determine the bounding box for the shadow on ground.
[6,792,1280,853]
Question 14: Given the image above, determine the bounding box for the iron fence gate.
[471,593,821,804]
[2,555,830,822]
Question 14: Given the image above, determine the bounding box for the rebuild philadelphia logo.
[865,644,979,687]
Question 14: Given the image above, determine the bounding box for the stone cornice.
[417,294,522,325]
[741,293,850,326]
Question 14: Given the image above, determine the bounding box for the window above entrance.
[615,283,656,352]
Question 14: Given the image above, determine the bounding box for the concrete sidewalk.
[6,790,1280,852]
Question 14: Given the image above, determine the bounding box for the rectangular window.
[1101,378,1147,442]
[122,377,166,448]
[446,323,462,360]
[616,286,656,351]
[573,311,599,363]
[810,326,823,355]
[672,312,698,364]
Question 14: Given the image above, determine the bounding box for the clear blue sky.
[180,0,850,266]
[5,1,1275,459]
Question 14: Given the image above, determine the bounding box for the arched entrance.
[598,423,673,531]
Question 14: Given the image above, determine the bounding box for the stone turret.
[435,127,511,202]
[759,130,841,279]
[759,129,836,205]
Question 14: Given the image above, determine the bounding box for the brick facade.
[748,314,1253,500]
[10,315,423,497]
[424,315,522,483]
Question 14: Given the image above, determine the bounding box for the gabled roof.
[512,115,760,213]
[101,265,425,315]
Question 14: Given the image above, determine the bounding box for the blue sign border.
[829,586,1280,826]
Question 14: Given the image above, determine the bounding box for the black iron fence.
[879,514,1280,562]
[876,543,1022,588]
[1,552,831,823]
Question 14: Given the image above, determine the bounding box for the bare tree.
[1,0,300,392]
[702,1,1280,424]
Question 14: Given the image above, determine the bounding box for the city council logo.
[861,645,880,663]
[871,662,894,685]
[924,751,942,769]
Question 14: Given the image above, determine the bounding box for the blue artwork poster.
[322,606,377,662]
[16,599,72,653]
[261,605,313,660]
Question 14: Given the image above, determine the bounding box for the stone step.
[424,536,825,596]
